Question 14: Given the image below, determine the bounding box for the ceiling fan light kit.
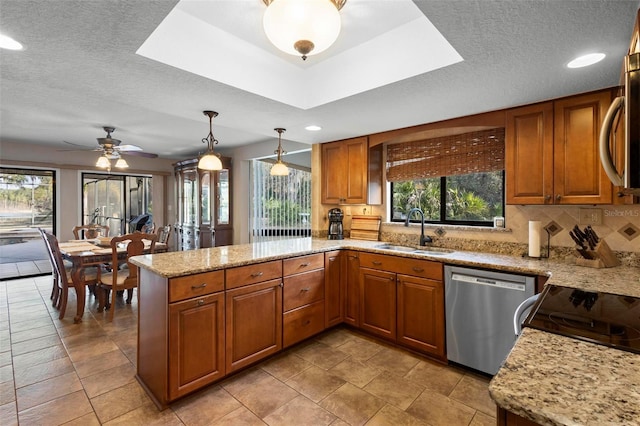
[198,110,223,171]
[270,127,289,176]
[262,0,346,60]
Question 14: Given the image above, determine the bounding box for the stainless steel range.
[524,285,640,354]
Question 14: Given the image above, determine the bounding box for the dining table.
[58,239,167,323]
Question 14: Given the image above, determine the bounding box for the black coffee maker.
[327,208,344,240]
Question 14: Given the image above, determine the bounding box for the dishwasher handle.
[513,294,540,337]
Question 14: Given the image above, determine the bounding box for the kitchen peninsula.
[130,238,639,425]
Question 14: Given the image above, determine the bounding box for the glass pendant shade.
[114,158,129,168]
[270,161,289,176]
[263,0,341,59]
[96,155,111,168]
[198,153,223,171]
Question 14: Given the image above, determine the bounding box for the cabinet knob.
[197,299,205,306]
[555,194,562,201]
[191,283,207,290]
[544,195,552,201]
[251,271,263,278]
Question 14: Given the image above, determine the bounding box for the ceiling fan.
[64,126,158,159]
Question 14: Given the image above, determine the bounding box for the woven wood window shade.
[386,128,505,182]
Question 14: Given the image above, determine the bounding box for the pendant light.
[114,157,129,168]
[262,0,346,60]
[198,110,223,171]
[96,155,111,169]
[270,128,289,176]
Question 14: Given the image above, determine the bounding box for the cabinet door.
[321,141,346,204]
[321,137,368,204]
[553,91,612,204]
[225,279,282,373]
[344,251,360,326]
[324,250,343,327]
[396,274,445,360]
[359,267,396,340]
[168,292,225,400]
[506,102,554,204]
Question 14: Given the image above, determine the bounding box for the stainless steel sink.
[374,243,453,255]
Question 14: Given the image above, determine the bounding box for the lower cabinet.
[358,252,446,360]
[497,407,542,426]
[283,253,325,347]
[324,250,343,327]
[360,268,396,340]
[168,292,225,400]
[225,278,283,373]
[344,251,360,327]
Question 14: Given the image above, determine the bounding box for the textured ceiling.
[0,0,638,161]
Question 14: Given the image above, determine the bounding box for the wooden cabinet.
[397,274,445,358]
[358,252,445,360]
[506,90,613,204]
[283,254,325,347]
[225,261,283,373]
[497,407,542,426]
[174,157,233,249]
[168,292,224,400]
[344,251,360,327]
[137,269,225,408]
[360,267,397,340]
[321,137,382,205]
[324,250,343,328]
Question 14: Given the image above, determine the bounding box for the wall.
[1,141,176,247]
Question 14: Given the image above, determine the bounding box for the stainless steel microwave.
[599,51,640,195]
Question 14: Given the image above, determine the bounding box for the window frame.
[390,170,505,227]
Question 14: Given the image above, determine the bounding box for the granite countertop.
[130,237,640,426]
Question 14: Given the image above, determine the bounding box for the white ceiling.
[0,0,638,161]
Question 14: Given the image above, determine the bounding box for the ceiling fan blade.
[121,151,158,158]
[115,144,143,152]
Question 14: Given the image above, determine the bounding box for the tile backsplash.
[377,204,639,267]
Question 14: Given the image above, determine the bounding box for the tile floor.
[0,275,496,425]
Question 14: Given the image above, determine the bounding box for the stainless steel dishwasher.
[444,265,535,375]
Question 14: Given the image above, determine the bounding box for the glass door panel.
[217,169,229,225]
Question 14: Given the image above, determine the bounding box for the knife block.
[575,240,620,268]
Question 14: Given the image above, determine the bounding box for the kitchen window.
[388,128,505,226]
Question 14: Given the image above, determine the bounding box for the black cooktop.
[524,285,640,354]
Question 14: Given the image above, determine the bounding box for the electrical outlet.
[579,208,602,225]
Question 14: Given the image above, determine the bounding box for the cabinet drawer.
[359,252,442,280]
[226,260,282,290]
[169,270,225,303]
[283,269,325,311]
[283,253,324,276]
[283,300,325,348]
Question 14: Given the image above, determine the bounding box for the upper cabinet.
[174,157,233,249]
[321,136,382,205]
[506,90,613,205]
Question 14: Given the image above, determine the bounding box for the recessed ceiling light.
[567,53,605,68]
[305,125,322,131]
[0,33,23,50]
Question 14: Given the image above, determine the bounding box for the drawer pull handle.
[197,299,205,306]
[300,262,310,267]
[412,267,424,272]
[304,320,311,325]
[348,255,357,259]
[191,283,207,289]
[251,272,263,278]
[372,261,382,265]
[301,287,310,292]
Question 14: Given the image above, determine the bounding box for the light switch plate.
[579,208,602,225]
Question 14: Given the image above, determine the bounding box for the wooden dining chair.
[40,229,99,320]
[72,224,110,240]
[97,232,157,321]
[156,224,172,245]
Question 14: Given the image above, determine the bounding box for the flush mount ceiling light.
[0,33,23,50]
[567,53,605,68]
[270,128,289,176]
[262,0,346,60]
[305,125,322,131]
[198,110,223,171]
